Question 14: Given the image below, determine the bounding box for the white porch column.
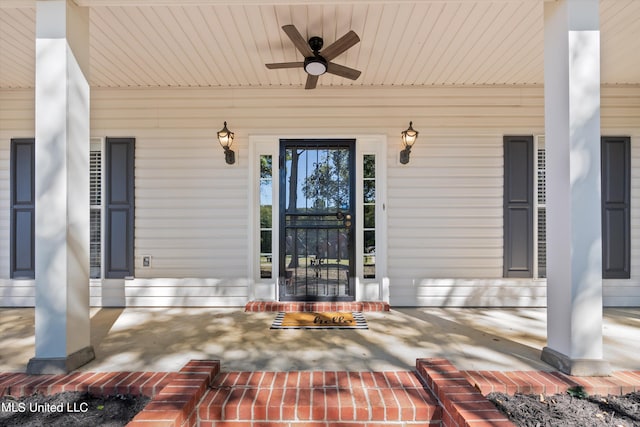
[27,0,94,374]
[542,0,610,376]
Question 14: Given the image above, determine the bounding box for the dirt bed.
[0,391,149,427]
[488,390,640,427]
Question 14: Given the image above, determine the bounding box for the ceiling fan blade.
[321,30,360,61]
[282,25,314,58]
[326,62,362,80]
[305,74,319,90]
[266,62,304,69]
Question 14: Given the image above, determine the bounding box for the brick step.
[463,369,640,396]
[198,370,441,426]
[245,301,390,312]
[7,359,637,426]
[0,371,173,397]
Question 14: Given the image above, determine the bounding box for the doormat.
[271,311,367,329]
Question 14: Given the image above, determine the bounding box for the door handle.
[344,214,352,228]
[336,212,352,228]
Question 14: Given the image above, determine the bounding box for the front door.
[279,139,356,301]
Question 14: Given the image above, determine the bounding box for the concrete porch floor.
[1,307,639,374]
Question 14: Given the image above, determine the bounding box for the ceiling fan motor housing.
[308,36,324,52]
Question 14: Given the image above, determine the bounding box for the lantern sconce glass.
[400,121,418,164]
[217,121,235,165]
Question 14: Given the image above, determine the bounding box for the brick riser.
[2,359,639,427]
[199,370,441,426]
[418,360,640,427]
[0,371,173,398]
[417,359,515,427]
[245,301,390,312]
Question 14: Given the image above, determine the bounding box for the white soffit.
[1,0,639,89]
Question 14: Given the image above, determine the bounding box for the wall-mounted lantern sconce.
[400,121,419,164]
[217,121,235,165]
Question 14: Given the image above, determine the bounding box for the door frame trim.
[278,138,356,302]
[248,134,389,303]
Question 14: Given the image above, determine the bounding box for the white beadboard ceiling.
[1,0,640,89]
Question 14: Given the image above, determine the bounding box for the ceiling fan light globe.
[305,62,326,75]
[304,57,328,76]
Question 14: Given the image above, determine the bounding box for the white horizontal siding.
[89,88,251,306]
[89,279,126,307]
[2,86,640,307]
[0,279,34,306]
[124,278,250,307]
[388,135,510,304]
[391,279,547,307]
[134,138,248,280]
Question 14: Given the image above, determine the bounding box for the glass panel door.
[279,140,356,301]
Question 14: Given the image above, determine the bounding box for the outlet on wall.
[142,255,152,268]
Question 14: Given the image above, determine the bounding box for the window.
[503,135,547,279]
[90,140,102,278]
[507,135,630,280]
[260,155,273,278]
[535,137,546,278]
[363,154,376,278]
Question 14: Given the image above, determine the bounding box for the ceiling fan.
[266,25,362,90]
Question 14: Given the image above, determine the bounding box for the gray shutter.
[10,138,36,279]
[503,136,534,278]
[601,136,630,279]
[105,137,135,278]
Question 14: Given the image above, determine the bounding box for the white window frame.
[534,135,546,280]
[355,136,388,301]
[90,137,104,280]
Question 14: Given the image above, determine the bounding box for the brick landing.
[245,301,390,312]
[2,359,640,427]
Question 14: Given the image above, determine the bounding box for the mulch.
[0,391,149,427]
[488,390,640,427]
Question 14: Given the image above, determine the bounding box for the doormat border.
[270,311,368,329]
